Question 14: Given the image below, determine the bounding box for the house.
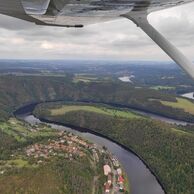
[107,174,112,185]
[103,165,111,176]
[118,176,125,192]
[112,157,120,167]
[104,182,110,194]
[117,168,122,175]
[118,175,124,184]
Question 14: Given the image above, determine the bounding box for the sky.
[0,2,194,61]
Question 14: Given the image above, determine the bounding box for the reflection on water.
[181,92,194,100]
[118,76,133,83]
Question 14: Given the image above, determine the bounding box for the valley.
[0,60,193,194]
[34,101,194,194]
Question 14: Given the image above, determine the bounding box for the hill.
[0,75,193,122]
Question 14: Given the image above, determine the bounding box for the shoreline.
[13,99,194,125]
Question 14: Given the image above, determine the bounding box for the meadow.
[160,97,194,115]
[0,118,58,143]
[50,104,141,119]
[150,85,175,90]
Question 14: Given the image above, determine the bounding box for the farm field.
[150,86,175,90]
[50,104,141,119]
[0,118,58,142]
[160,97,194,115]
[73,74,100,83]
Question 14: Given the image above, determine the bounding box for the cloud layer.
[0,2,194,61]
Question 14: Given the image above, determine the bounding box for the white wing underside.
[0,0,193,26]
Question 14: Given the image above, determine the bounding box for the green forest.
[0,74,194,194]
[0,75,193,122]
[34,102,194,194]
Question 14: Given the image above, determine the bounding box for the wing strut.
[123,12,194,79]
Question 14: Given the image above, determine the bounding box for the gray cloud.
[0,14,34,30]
[0,2,194,60]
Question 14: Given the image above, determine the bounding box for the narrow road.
[92,176,99,194]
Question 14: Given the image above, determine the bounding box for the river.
[118,76,133,83]
[132,109,190,125]
[15,103,165,194]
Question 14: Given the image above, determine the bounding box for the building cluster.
[112,156,125,192]
[103,155,126,193]
[25,132,93,161]
[103,164,112,193]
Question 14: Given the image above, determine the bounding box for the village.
[25,130,128,194]
[25,131,91,161]
[0,119,129,194]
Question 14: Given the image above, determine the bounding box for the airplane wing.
[0,0,45,24]
[0,0,193,27]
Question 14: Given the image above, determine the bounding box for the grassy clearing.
[170,128,190,136]
[0,118,58,142]
[6,159,29,168]
[160,97,194,115]
[0,122,26,142]
[73,74,111,83]
[73,74,99,83]
[50,105,141,119]
[150,86,175,90]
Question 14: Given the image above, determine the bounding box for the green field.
[0,118,58,142]
[73,74,112,83]
[50,104,141,119]
[73,74,99,83]
[6,159,30,168]
[160,97,194,115]
[150,85,175,90]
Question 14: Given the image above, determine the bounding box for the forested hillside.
[0,119,101,194]
[0,75,194,122]
[34,102,194,194]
